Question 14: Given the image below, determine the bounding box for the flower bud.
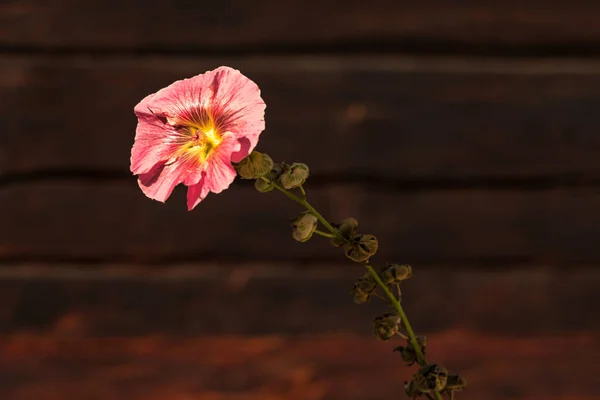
[290,211,318,242]
[381,263,412,285]
[234,151,274,179]
[330,217,358,247]
[393,336,427,366]
[373,312,401,340]
[344,234,378,262]
[279,162,310,189]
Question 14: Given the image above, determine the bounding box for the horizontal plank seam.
[4,169,600,192]
[7,54,600,74]
[0,263,597,280]
[5,39,600,59]
[0,253,586,268]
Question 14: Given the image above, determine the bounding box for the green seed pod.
[254,178,274,193]
[267,163,284,180]
[344,234,378,262]
[373,312,401,341]
[279,162,310,189]
[381,263,412,285]
[235,151,274,179]
[290,211,318,242]
[330,217,358,247]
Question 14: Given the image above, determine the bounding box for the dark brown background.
[1,1,600,399]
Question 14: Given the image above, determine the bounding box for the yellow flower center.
[180,123,222,163]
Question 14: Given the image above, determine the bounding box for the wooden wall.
[1,1,600,399]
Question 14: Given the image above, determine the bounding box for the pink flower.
[130,66,266,210]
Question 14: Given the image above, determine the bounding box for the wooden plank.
[0,265,597,335]
[3,182,600,264]
[0,332,598,400]
[3,56,600,178]
[3,1,600,50]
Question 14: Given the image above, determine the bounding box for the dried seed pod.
[330,217,358,247]
[417,364,449,393]
[234,151,273,179]
[290,211,318,242]
[393,336,427,366]
[404,380,421,399]
[344,234,378,262]
[351,290,370,305]
[442,374,467,397]
[279,162,310,189]
[350,273,377,304]
[373,312,401,341]
[380,263,412,285]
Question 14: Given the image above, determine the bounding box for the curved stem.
[364,263,443,400]
[299,185,307,199]
[265,177,444,400]
[314,229,336,238]
[364,264,425,364]
[263,177,339,235]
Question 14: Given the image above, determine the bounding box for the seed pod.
[373,312,401,341]
[351,290,370,305]
[404,380,421,399]
[344,234,378,262]
[417,364,449,393]
[254,163,284,193]
[290,211,318,242]
[393,336,427,366]
[350,273,377,304]
[442,374,467,399]
[380,263,412,285]
[279,162,310,189]
[254,178,274,193]
[234,151,274,179]
[330,217,358,247]
[444,374,467,392]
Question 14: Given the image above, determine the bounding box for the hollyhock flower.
[130,66,266,210]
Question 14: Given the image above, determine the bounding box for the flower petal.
[131,94,184,175]
[203,132,240,194]
[186,177,210,211]
[208,67,266,154]
[138,157,205,203]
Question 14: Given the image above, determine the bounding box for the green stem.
[299,185,307,199]
[314,229,336,238]
[365,263,444,400]
[265,176,444,400]
[263,177,339,235]
[364,263,425,364]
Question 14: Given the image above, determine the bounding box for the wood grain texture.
[0,332,598,400]
[3,56,600,178]
[3,1,600,50]
[3,181,600,264]
[0,265,597,335]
